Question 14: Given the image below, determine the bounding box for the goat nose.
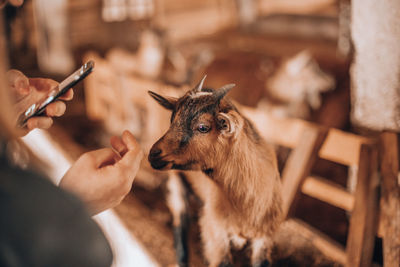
[149,148,162,158]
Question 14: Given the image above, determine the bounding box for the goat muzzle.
[148,147,171,170]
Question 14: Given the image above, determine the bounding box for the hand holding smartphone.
[16,61,94,128]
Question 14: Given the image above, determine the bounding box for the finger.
[45,101,66,117]
[26,117,53,131]
[29,78,74,101]
[85,148,121,168]
[110,136,128,157]
[6,69,30,96]
[121,130,140,151]
[29,78,58,92]
[117,147,143,183]
[118,131,144,170]
[58,88,74,101]
[16,127,29,137]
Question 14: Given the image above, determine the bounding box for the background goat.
[148,77,283,267]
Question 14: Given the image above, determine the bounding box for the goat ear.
[217,113,236,137]
[148,91,177,110]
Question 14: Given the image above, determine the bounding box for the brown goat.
[148,77,283,267]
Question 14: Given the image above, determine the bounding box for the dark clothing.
[0,147,113,267]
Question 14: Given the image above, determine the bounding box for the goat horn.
[214,83,235,100]
[193,75,207,92]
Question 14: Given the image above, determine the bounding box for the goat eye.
[197,123,210,133]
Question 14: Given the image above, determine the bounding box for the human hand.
[59,131,144,215]
[9,0,23,6]
[0,0,23,8]
[7,69,74,135]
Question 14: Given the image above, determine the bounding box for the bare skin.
[60,131,144,215]
[7,69,74,135]
[9,70,144,215]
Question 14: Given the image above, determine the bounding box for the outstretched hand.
[60,131,144,215]
[7,69,74,135]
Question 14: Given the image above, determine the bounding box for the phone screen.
[17,61,94,128]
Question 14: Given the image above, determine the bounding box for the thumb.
[121,130,140,151]
[118,131,144,171]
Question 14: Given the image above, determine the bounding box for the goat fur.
[148,79,283,266]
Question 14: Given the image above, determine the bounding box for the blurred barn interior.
[3,0,399,266]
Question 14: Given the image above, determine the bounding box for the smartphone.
[17,60,95,128]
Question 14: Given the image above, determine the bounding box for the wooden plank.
[262,117,309,149]
[258,0,337,16]
[281,126,328,218]
[154,0,236,43]
[286,219,346,265]
[240,106,309,148]
[242,108,371,167]
[319,128,372,166]
[379,132,400,267]
[83,52,116,120]
[346,144,380,267]
[301,175,354,211]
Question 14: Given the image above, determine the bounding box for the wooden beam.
[286,219,346,265]
[346,144,380,267]
[301,175,354,211]
[379,132,400,267]
[242,108,371,166]
[239,105,309,149]
[258,0,337,17]
[281,126,328,218]
[319,128,372,166]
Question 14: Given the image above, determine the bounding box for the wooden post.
[346,144,379,267]
[379,132,400,267]
[281,126,328,218]
[350,0,400,131]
